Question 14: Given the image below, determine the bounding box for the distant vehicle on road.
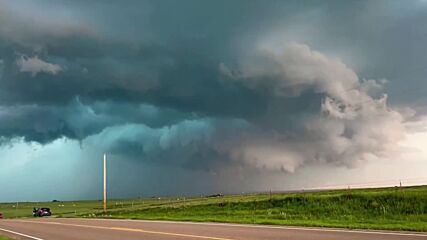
[207,194,224,198]
[33,208,52,217]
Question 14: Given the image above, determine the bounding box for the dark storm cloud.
[0,0,269,118]
[0,99,190,144]
[85,118,250,171]
[0,0,425,174]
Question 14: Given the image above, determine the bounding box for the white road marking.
[0,227,45,240]
[5,218,427,238]
[71,218,427,237]
[9,220,235,240]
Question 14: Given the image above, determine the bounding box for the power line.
[306,177,427,191]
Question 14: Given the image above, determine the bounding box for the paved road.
[0,218,427,240]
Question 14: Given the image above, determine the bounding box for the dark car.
[0,213,3,219]
[33,208,52,217]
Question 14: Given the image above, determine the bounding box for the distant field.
[1,186,427,232]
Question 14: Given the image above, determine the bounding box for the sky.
[0,0,427,202]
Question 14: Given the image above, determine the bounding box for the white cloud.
[16,56,62,76]
[224,42,367,102]
[222,42,410,172]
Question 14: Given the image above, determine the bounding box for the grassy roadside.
[0,236,14,240]
[1,186,427,232]
[95,186,427,232]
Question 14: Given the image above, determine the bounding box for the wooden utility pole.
[103,153,107,213]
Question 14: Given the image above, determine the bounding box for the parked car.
[32,208,52,217]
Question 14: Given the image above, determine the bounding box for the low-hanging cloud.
[65,43,410,173]
[220,43,407,172]
[16,56,62,76]
[0,41,413,173]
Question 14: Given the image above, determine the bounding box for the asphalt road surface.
[0,218,427,240]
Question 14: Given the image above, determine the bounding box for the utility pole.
[103,153,107,213]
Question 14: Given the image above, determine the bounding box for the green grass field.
[0,236,13,240]
[1,186,426,232]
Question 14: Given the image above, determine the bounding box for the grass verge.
[89,186,427,232]
[1,185,426,232]
[0,236,14,240]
